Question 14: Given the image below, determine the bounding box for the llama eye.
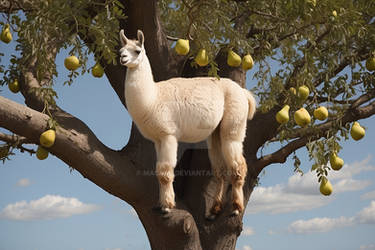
[135,49,141,54]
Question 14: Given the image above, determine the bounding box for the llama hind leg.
[221,140,247,216]
[155,135,178,213]
[206,133,226,220]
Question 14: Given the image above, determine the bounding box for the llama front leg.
[155,135,178,213]
[221,140,247,216]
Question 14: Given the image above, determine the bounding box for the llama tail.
[244,89,256,120]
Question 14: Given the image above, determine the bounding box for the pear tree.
[1,0,375,249]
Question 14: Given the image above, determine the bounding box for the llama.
[119,29,256,218]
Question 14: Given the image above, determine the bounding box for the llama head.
[119,29,145,68]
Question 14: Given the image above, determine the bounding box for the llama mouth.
[120,58,128,65]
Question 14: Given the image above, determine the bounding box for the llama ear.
[137,30,144,47]
[119,29,128,47]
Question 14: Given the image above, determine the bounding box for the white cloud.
[329,156,375,181]
[16,178,31,187]
[0,195,99,221]
[288,200,375,234]
[357,201,375,224]
[247,171,329,214]
[242,245,253,250]
[247,185,329,214]
[361,190,375,200]
[333,179,372,193]
[268,230,276,235]
[360,244,375,250]
[288,216,355,234]
[247,157,374,215]
[242,226,255,236]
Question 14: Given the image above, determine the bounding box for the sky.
[1,28,375,250]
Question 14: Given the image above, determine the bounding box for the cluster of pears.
[2,24,19,94]
[319,153,344,196]
[1,24,12,44]
[174,39,253,70]
[36,129,56,160]
[227,49,254,71]
[175,39,210,66]
[276,85,329,127]
[174,39,209,66]
[64,55,104,78]
[319,121,366,195]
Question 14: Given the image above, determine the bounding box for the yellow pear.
[227,50,241,67]
[294,108,311,127]
[289,87,297,95]
[1,24,12,43]
[175,39,190,55]
[298,85,310,101]
[350,121,365,141]
[36,146,49,160]
[320,178,333,196]
[195,49,209,67]
[8,79,20,93]
[276,105,290,124]
[366,57,375,71]
[242,54,254,70]
[92,63,104,78]
[39,129,56,148]
[313,106,328,121]
[330,153,344,171]
[0,146,9,158]
[64,55,80,71]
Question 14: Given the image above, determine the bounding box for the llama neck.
[125,54,157,119]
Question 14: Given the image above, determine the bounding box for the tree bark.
[1,1,375,250]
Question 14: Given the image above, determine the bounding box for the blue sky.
[1,30,375,250]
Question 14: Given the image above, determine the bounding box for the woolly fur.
[119,30,256,215]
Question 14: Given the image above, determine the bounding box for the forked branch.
[0,96,141,204]
[255,100,375,172]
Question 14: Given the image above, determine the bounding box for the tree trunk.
[124,142,260,250]
[118,39,261,248]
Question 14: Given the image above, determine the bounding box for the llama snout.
[120,55,128,65]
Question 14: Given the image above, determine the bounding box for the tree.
[1,0,375,249]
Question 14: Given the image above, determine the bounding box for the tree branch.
[284,25,331,89]
[254,136,309,171]
[351,89,375,109]
[0,132,35,154]
[0,0,33,13]
[313,50,369,89]
[254,100,375,172]
[0,96,143,204]
[310,95,354,105]
[0,132,30,144]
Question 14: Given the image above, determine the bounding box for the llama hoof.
[206,213,217,221]
[152,206,171,214]
[160,207,171,214]
[230,209,240,217]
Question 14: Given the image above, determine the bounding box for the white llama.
[119,30,256,218]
